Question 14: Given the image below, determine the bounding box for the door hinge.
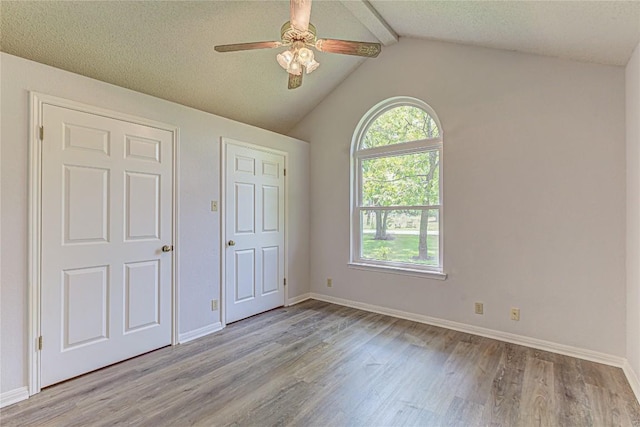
[39,126,44,141]
[283,278,287,286]
[38,336,43,350]
[284,168,286,177]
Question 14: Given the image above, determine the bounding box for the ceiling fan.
[214,0,382,89]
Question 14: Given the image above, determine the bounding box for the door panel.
[235,183,255,233]
[262,247,279,294]
[124,260,160,332]
[64,165,110,243]
[262,185,279,232]
[225,142,285,323]
[125,135,161,162]
[125,172,160,240]
[63,123,110,154]
[41,104,173,387]
[63,266,109,348]
[235,249,256,302]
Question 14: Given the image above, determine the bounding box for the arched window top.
[356,97,442,151]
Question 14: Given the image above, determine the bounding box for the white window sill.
[348,262,447,280]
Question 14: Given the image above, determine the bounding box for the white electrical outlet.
[510,308,520,321]
[211,201,218,212]
[211,299,218,311]
[327,278,333,288]
[475,302,484,315]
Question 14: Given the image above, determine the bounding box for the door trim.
[220,137,288,327]
[28,92,180,395]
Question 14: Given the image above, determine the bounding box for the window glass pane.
[362,106,440,149]
[361,151,440,207]
[360,209,439,266]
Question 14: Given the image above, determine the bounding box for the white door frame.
[28,92,180,395]
[220,137,288,327]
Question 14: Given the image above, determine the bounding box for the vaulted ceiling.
[2,1,639,134]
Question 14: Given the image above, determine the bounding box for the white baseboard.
[0,386,29,408]
[309,293,625,368]
[286,292,311,306]
[623,360,640,403]
[178,322,223,344]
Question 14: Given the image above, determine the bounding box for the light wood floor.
[2,300,639,426]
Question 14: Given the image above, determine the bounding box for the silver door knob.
[162,245,173,252]
[228,240,236,246]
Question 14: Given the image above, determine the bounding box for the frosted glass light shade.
[298,47,313,64]
[287,60,302,75]
[277,50,294,70]
[305,59,319,74]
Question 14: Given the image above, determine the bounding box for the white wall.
[0,53,310,394]
[289,38,626,356]
[627,42,640,382]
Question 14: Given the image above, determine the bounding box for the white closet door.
[41,104,173,387]
[225,142,285,323]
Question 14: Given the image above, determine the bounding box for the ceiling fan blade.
[288,72,303,90]
[315,39,381,58]
[290,0,312,32]
[214,41,283,53]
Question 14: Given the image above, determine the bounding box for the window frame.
[349,97,446,279]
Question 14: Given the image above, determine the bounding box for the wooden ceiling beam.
[339,0,398,46]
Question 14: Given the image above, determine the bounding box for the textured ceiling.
[0,1,376,134]
[1,1,639,134]
[371,1,640,67]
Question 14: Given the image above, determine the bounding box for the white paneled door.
[225,142,285,323]
[40,104,173,387]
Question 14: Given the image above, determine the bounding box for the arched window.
[350,97,444,277]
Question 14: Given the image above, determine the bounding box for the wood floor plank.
[444,396,484,427]
[586,383,634,427]
[454,338,503,405]
[2,300,639,426]
[550,353,594,426]
[518,356,556,426]
[481,343,527,427]
[295,319,415,425]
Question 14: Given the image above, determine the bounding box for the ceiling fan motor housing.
[281,21,317,46]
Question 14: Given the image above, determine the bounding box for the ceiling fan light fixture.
[305,59,319,74]
[277,50,294,70]
[297,47,318,73]
[278,43,318,76]
[298,47,313,63]
[287,59,303,76]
